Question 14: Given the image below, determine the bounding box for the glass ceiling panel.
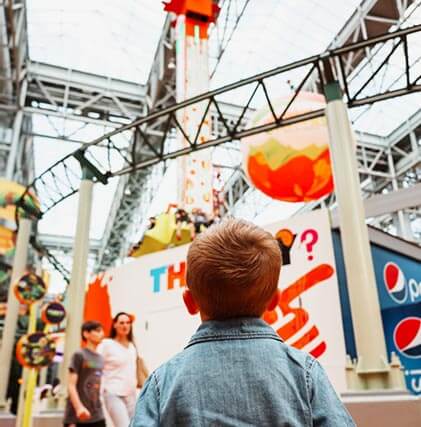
[27,0,166,83]
[26,0,366,244]
[350,3,421,136]
[210,0,421,139]
[210,0,361,88]
[27,0,421,264]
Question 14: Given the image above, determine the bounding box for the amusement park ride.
[0,0,420,426]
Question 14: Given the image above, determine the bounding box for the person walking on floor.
[63,320,105,427]
[98,312,148,427]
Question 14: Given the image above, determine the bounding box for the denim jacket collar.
[186,317,283,349]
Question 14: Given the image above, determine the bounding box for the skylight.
[27,0,166,83]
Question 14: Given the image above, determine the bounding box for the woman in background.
[98,312,147,427]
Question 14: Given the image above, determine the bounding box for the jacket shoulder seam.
[305,356,317,425]
[152,371,161,407]
[186,333,283,348]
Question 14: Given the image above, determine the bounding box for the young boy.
[130,219,355,426]
[63,320,105,427]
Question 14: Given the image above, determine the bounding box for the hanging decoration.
[0,179,40,220]
[16,332,56,368]
[242,92,334,202]
[14,273,47,305]
[41,301,66,325]
[0,179,40,258]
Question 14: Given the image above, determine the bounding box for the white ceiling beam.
[330,182,421,227]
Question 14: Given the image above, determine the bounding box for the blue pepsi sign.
[332,230,421,395]
[383,262,408,304]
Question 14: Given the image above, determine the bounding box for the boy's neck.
[85,341,98,352]
[199,311,211,321]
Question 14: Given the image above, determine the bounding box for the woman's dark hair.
[109,312,134,342]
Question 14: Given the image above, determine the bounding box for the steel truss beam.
[96,0,394,270]
[95,168,161,270]
[221,126,415,217]
[145,15,175,111]
[209,0,251,78]
[24,61,147,125]
[0,0,34,182]
[322,0,416,64]
[104,15,420,264]
[227,128,421,238]
[28,232,105,300]
[145,0,252,110]
[7,58,249,220]
[1,0,26,104]
[96,105,251,270]
[95,101,250,271]
[37,233,101,254]
[284,117,421,242]
[31,233,102,291]
[56,1,254,271]
[10,61,149,153]
[330,182,421,227]
[19,26,421,219]
[223,0,420,216]
[29,235,72,284]
[13,56,250,271]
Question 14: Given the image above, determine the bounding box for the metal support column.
[387,151,413,241]
[408,131,418,153]
[6,79,28,180]
[0,218,31,409]
[323,79,402,390]
[59,169,94,393]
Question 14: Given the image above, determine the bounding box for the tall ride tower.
[164,0,219,216]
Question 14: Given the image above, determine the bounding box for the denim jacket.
[130,317,355,426]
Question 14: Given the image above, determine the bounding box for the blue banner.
[332,230,421,394]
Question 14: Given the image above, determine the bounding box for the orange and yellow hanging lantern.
[242,92,334,202]
[0,179,40,257]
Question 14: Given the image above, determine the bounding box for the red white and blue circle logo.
[384,262,407,304]
[393,317,421,358]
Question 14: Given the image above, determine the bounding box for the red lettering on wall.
[310,341,327,359]
[167,262,186,290]
[264,264,334,358]
[291,325,319,350]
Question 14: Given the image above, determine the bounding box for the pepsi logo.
[384,262,407,304]
[394,317,421,359]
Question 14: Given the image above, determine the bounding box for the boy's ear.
[182,289,199,316]
[266,289,280,311]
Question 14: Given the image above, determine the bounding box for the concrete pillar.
[59,173,94,393]
[324,81,390,389]
[0,218,31,409]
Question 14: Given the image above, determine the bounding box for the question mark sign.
[300,229,319,261]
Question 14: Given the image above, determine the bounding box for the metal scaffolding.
[0,0,419,280]
[96,0,253,270]
[222,0,421,241]
[0,0,33,183]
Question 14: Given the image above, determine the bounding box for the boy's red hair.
[186,218,281,319]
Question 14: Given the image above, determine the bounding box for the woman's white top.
[98,338,137,396]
